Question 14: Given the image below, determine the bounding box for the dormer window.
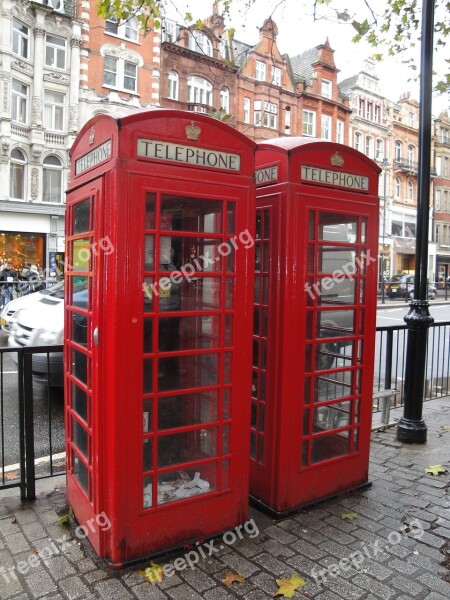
[321,79,332,99]
[189,30,213,57]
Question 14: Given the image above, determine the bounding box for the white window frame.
[187,76,212,106]
[376,139,384,160]
[11,79,29,125]
[105,16,139,42]
[358,99,364,117]
[336,120,344,144]
[408,111,414,127]
[321,115,332,140]
[44,90,65,131]
[366,102,372,120]
[45,35,66,70]
[162,19,178,43]
[243,97,251,124]
[321,79,332,99]
[407,180,414,201]
[354,132,361,152]
[255,61,266,82]
[263,101,278,129]
[407,145,414,166]
[285,107,291,134]
[374,105,380,123]
[365,136,373,158]
[168,71,179,100]
[10,149,26,201]
[103,56,137,93]
[189,30,213,57]
[254,100,262,126]
[220,87,230,113]
[271,66,281,86]
[43,155,63,204]
[13,19,30,60]
[435,190,441,212]
[302,110,316,136]
[395,141,402,161]
[395,177,401,198]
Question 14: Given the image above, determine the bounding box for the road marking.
[2,370,18,374]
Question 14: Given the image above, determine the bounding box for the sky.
[164,0,449,116]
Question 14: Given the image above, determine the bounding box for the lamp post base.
[396,417,427,444]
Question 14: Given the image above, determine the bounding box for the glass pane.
[225,315,233,346]
[225,278,234,309]
[179,277,221,311]
[72,312,88,346]
[144,236,154,270]
[145,193,156,229]
[163,315,220,351]
[72,238,91,272]
[72,417,88,457]
[158,428,217,468]
[318,247,356,275]
[143,399,152,432]
[318,214,357,242]
[315,371,354,402]
[223,388,231,419]
[313,401,352,431]
[143,358,153,393]
[221,459,230,489]
[171,237,225,273]
[308,211,316,240]
[143,476,153,509]
[143,318,153,353]
[72,349,87,384]
[316,279,356,306]
[143,438,153,472]
[72,384,87,422]
[161,196,223,234]
[311,431,350,463]
[158,353,219,392]
[143,277,155,311]
[227,204,235,234]
[73,452,88,493]
[73,199,90,234]
[71,277,90,308]
[157,466,216,505]
[303,409,310,435]
[158,391,219,429]
[317,310,355,336]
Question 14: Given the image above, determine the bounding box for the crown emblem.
[185,121,201,141]
[88,128,95,145]
[331,152,344,167]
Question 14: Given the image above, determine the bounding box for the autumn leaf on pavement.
[441,426,450,432]
[424,464,448,476]
[340,513,359,521]
[222,571,245,585]
[139,561,164,584]
[274,573,306,598]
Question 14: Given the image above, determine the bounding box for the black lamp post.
[397,0,435,444]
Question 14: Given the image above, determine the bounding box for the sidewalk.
[1,399,449,600]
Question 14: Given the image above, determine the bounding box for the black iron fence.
[0,345,64,500]
[1,321,450,498]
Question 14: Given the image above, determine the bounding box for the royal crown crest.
[185,121,201,141]
[331,152,344,167]
[88,128,95,145]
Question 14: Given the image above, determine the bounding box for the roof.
[232,39,254,69]
[290,47,319,84]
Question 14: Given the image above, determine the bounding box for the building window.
[407,180,414,201]
[366,102,372,120]
[395,141,402,161]
[103,56,137,92]
[271,66,281,86]
[444,157,449,177]
[10,149,26,200]
[374,105,380,123]
[408,111,414,127]
[376,139,384,160]
[162,19,179,43]
[189,30,213,57]
[354,132,361,152]
[243,97,251,123]
[255,61,266,81]
[13,20,29,60]
[263,102,278,129]
[105,16,139,41]
[407,145,414,167]
[321,79,332,99]
[365,136,373,158]
[336,120,344,144]
[187,76,212,107]
[285,107,291,134]
[11,79,29,125]
[45,35,66,70]
[441,128,449,144]
[43,155,63,203]
[435,190,441,211]
[395,177,401,198]
[220,87,230,113]
[321,115,332,140]
[168,71,179,100]
[254,101,262,126]
[358,99,364,117]
[44,90,65,131]
[302,110,316,136]
[219,39,228,59]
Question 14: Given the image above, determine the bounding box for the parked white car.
[0,281,64,333]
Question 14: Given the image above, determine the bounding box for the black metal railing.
[0,344,64,500]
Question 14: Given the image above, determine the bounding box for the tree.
[97,0,449,93]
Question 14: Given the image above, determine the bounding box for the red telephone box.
[65,110,255,565]
[251,138,381,515]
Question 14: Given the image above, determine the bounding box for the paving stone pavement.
[1,398,449,600]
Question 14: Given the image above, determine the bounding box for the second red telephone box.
[251,138,381,515]
[65,110,255,565]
